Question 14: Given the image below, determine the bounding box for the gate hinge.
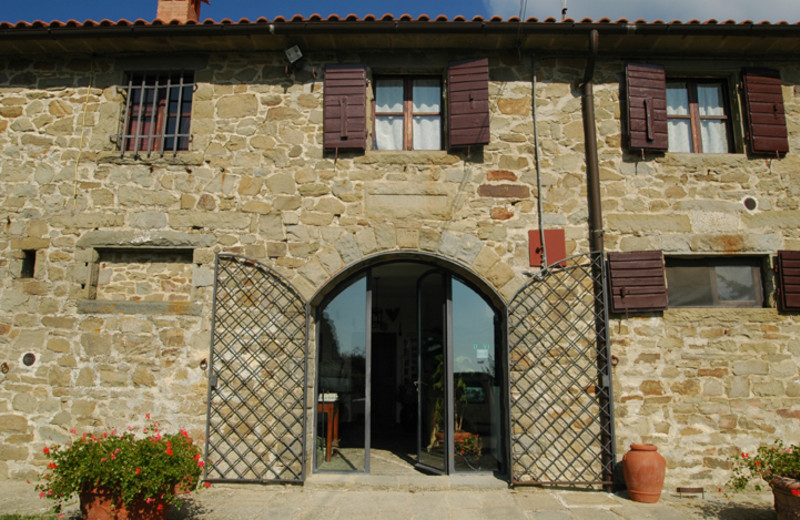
[209,373,218,390]
[601,375,610,388]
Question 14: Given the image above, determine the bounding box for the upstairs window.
[625,64,788,156]
[323,58,488,153]
[374,77,442,150]
[666,257,764,308]
[666,80,733,153]
[120,71,194,157]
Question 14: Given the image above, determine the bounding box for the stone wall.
[590,58,800,486]
[0,48,799,488]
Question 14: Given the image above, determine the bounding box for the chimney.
[156,0,208,23]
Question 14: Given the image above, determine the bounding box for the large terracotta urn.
[622,443,666,503]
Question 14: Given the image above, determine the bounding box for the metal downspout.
[580,29,616,491]
[582,29,602,254]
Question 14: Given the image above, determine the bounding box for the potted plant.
[726,440,800,519]
[430,354,472,446]
[36,416,207,519]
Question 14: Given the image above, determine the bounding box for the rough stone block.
[640,380,663,396]
[477,184,530,199]
[732,361,769,376]
[0,446,29,461]
[355,228,378,255]
[80,333,111,356]
[335,234,362,265]
[192,266,214,287]
[216,93,258,119]
[396,229,419,249]
[0,414,28,433]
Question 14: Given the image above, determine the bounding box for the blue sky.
[3,0,800,24]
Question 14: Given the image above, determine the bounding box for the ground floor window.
[665,256,765,307]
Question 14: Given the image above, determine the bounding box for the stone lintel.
[77,300,202,316]
[366,183,453,219]
[10,237,51,250]
[77,231,214,249]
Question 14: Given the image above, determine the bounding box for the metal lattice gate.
[507,253,615,487]
[204,254,307,483]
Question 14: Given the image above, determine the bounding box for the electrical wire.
[72,57,94,210]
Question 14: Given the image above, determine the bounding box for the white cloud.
[483,0,800,22]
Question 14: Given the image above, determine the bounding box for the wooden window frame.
[373,76,442,151]
[666,79,734,153]
[119,71,194,158]
[665,256,765,308]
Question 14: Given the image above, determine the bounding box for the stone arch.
[306,248,512,475]
[309,249,507,310]
[284,224,523,303]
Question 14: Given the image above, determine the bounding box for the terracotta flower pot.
[434,431,473,443]
[79,487,171,520]
[622,443,666,503]
[771,476,800,520]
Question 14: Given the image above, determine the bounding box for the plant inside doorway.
[429,354,472,444]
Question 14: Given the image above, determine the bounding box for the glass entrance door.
[314,261,504,475]
[451,278,502,473]
[315,275,369,471]
[417,272,503,474]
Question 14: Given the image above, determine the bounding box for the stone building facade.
[1,3,800,489]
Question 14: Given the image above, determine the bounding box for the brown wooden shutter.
[625,64,668,153]
[607,250,668,313]
[323,64,367,151]
[742,69,789,156]
[447,58,490,149]
[777,251,800,311]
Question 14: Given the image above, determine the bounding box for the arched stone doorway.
[310,253,508,476]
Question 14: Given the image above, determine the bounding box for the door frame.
[309,253,508,477]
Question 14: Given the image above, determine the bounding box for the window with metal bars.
[118,71,194,157]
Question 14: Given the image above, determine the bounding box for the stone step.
[304,472,509,491]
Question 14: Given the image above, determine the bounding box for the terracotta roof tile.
[0,14,798,29]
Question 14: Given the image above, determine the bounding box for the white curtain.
[413,116,441,150]
[375,116,403,150]
[667,83,692,152]
[375,80,404,150]
[698,84,727,153]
